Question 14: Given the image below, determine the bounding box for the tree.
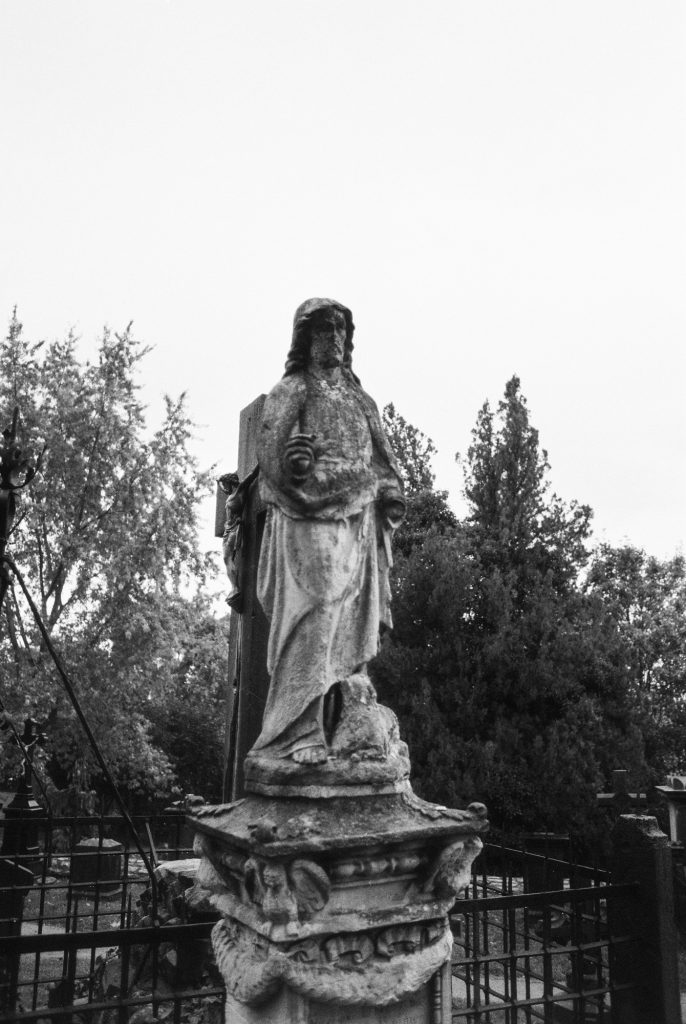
[146,599,228,802]
[382,403,438,495]
[382,403,456,555]
[464,376,592,591]
[0,310,225,808]
[586,544,686,778]
[374,378,645,839]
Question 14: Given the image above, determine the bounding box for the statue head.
[284,298,357,379]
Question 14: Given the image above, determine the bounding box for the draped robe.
[253,368,402,758]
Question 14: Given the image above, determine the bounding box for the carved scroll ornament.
[212,917,452,1007]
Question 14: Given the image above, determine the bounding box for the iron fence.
[450,842,642,1023]
[0,817,666,1024]
[0,811,222,1024]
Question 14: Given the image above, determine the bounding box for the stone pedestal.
[188,783,487,1023]
[70,837,124,897]
[221,964,450,1023]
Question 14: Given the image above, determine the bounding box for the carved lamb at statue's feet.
[329,673,392,761]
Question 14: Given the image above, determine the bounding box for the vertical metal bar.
[152,911,160,1021]
[63,849,74,989]
[145,822,159,871]
[117,895,133,1024]
[69,809,77,935]
[524,905,536,1024]
[502,901,510,1024]
[89,824,103,1002]
[143,813,159,927]
[541,903,553,1024]
[482,888,491,1014]
[506,903,518,1024]
[581,889,596,1024]
[472,893,482,1016]
[430,967,442,1024]
[592,886,606,1022]
[58,894,79,1024]
[119,844,129,930]
[175,809,182,859]
[570,891,582,1024]
[463,902,473,1011]
[4,871,20,1017]
[173,991,182,1024]
[32,831,51,1010]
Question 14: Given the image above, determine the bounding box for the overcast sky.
[1,1,685,560]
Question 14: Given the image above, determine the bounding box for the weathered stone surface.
[189,785,481,1020]
[243,750,410,798]
[250,298,406,784]
[222,979,439,1024]
[191,790,485,860]
[189,789,485,946]
[213,915,452,1006]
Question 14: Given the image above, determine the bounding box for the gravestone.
[192,299,488,1023]
[70,837,124,898]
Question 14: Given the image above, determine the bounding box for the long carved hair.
[284,298,359,383]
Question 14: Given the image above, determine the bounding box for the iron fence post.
[0,857,33,1014]
[609,814,681,1024]
[1,719,46,874]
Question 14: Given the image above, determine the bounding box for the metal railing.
[0,811,222,1023]
[450,842,642,1023]
[0,820,668,1024]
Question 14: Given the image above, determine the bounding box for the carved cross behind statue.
[217,396,271,800]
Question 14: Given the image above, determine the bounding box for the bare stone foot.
[292,745,328,765]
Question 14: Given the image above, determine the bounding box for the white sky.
[1,1,685,560]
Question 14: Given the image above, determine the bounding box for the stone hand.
[380,488,406,528]
[285,433,317,483]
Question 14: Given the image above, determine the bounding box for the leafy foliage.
[586,544,686,778]
[373,377,646,840]
[382,403,456,556]
[382,402,437,496]
[146,603,227,802]
[0,311,226,808]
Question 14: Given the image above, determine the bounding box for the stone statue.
[189,299,489,1023]
[251,298,406,770]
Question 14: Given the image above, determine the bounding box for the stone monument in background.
[190,299,488,1023]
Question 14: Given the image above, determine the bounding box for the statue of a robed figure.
[190,299,487,1023]
[246,297,410,787]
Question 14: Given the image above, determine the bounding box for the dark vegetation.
[374,387,686,842]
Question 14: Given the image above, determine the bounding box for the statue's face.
[309,309,347,370]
